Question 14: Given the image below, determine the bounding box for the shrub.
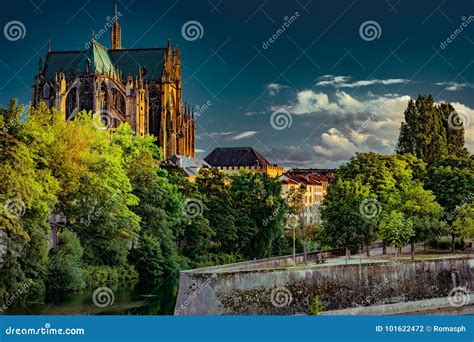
[46,231,84,293]
[426,238,465,250]
[82,265,138,289]
[191,253,241,268]
[308,295,327,315]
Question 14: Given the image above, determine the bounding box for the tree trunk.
[382,242,387,255]
[451,234,455,253]
[292,226,296,267]
[410,239,415,260]
[303,239,308,264]
[398,246,402,256]
[366,244,370,257]
[345,247,350,262]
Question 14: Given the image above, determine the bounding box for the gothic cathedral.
[32,7,195,158]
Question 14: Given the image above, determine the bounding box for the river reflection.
[4,278,178,315]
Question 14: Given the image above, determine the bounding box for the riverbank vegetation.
[0,101,288,305]
[1,94,472,307]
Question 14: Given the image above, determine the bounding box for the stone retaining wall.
[174,256,474,315]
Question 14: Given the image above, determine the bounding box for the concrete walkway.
[323,294,474,315]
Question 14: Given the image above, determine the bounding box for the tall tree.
[196,168,237,253]
[452,204,474,243]
[378,211,414,256]
[0,100,59,303]
[427,156,474,251]
[24,105,141,279]
[329,152,443,257]
[397,95,468,164]
[111,124,183,278]
[230,172,286,259]
[320,180,376,258]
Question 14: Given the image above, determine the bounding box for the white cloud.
[315,75,350,87]
[277,90,460,164]
[245,111,264,116]
[451,102,474,151]
[230,131,258,140]
[289,89,411,118]
[313,128,361,161]
[315,75,410,88]
[266,83,287,96]
[292,90,341,114]
[435,82,471,91]
[203,131,237,138]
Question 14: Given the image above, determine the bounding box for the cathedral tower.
[32,5,195,159]
[111,5,122,49]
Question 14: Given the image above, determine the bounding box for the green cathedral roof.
[43,42,166,81]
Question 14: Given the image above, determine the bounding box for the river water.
[3,278,178,315]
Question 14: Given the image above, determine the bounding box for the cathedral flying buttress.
[31,6,195,158]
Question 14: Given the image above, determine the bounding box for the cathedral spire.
[111,4,122,49]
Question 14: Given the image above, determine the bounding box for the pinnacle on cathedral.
[111,4,122,49]
[31,5,195,159]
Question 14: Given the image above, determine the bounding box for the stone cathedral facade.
[32,8,195,158]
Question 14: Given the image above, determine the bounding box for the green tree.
[164,167,215,263]
[320,180,375,259]
[112,124,182,278]
[396,181,444,258]
[230,172,286,259]
[47,231,84,293]
[25,105,140,280]
[286,184,318,263]
[396,95,468,164]
[336,152,443,257]
[0,100,59,304]
[452,204,474,243]
[196,168,237,253]
[427,156,474,251]
[379,211,414,256]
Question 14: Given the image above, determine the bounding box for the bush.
[426,238,465,250]
[128,234,165,280]
[308,296,327,315]
[191,253,241,268]
[46,231,84,293]
[82,265,138,289]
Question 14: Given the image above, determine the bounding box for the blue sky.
[0,0,472,167]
